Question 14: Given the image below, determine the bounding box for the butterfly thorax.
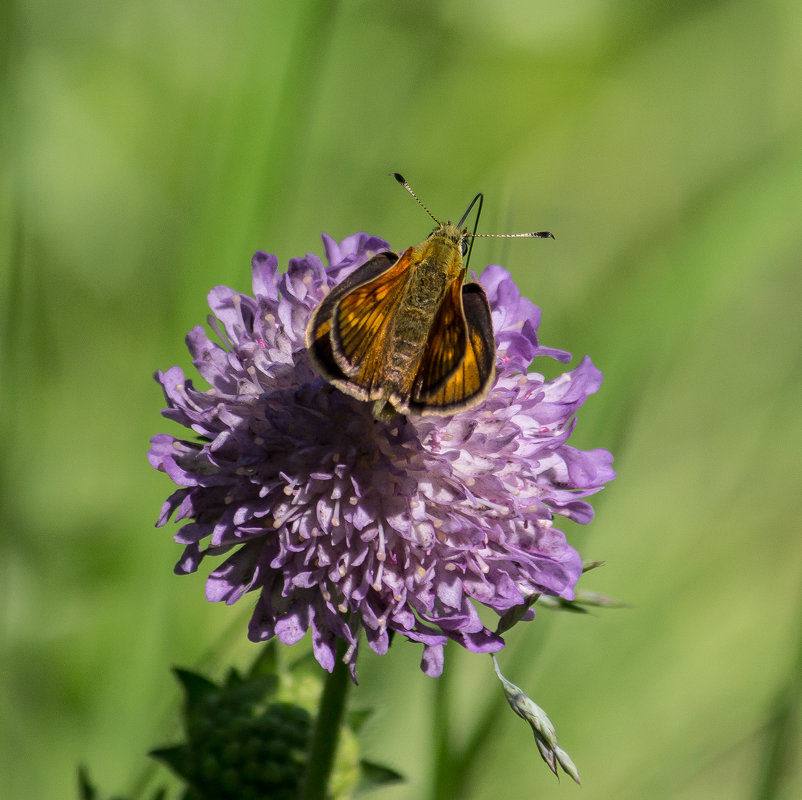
[404,225,465,305]
[384,224,466,395]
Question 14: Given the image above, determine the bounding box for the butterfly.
[305,173,553,420]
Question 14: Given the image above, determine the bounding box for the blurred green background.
[2,1,801,798]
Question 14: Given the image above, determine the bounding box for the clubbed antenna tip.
[390,172,440,225]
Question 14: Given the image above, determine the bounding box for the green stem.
[752,588,802,800]
[429,666,453,800]
[299,640,351,800]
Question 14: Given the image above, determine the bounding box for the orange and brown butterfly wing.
[404,277,467,409]
[329,248,417,400]
[409,281,495,415]
[305,250,398,387]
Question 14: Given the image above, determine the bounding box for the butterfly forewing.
[331,250,415,377]
[306,251,398,384]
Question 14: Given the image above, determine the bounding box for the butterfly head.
[426,222,471,256]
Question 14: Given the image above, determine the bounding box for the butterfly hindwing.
[410,282,495,415]
[410,277,467,401]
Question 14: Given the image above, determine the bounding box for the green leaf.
[357,759,404,791]
[346,708,373,734]
[288,648,319,675]
[538,590,627,613]
[495,594,540,635]
[172,667,219,711]
[572,589,627,608]
[246,639,279,678]
[536,597,591,614]
[77,766,97,800]
[149,744,193,781]
[222,667,244,688]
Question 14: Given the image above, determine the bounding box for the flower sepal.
[537,588,627,613]
[495,594,540,636]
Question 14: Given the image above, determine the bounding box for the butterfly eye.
[460,238,469,256]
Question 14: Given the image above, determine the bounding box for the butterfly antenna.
[457,192,483,229]
[392,173,440,225]
[470,230,555,239]
[459,192,484,272]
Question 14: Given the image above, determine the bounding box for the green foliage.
[3,2,801,799]
[78,649,401,799]
[78,764,167,800]
[150,667,311,800]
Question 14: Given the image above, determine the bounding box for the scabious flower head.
[150,233,614,679]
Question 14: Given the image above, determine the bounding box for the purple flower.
[149,233,614,678]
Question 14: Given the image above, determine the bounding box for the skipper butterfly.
[306,173,553,420]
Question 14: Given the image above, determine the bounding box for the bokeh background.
[2,1,801,798]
